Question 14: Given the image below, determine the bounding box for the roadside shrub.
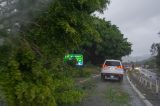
[0,44,57,106]
[0,40,84,106]
[54,77,84,105]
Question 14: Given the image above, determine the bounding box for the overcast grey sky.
[98,0,160,56]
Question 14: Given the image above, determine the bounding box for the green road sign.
[64,54,83,66]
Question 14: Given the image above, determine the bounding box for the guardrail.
[131,72,160,94]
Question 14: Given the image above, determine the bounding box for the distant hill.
[122,55,151,62]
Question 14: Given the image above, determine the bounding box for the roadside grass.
[56,66,99,106]
[72,78,97,106]
[77,77,97,94]
[72,66,100,106]
[0,90,6,106]
[127,69,140,77]
[73,66,100,79]
[105,87,130,105]
[77,66,100,78]
[75,66,99,96]
[73,66,100,92]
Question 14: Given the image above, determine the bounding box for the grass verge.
[105,87,130,105]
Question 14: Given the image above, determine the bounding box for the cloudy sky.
[98,0,160,56]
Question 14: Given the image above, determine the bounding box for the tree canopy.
[80,18,132,65]
[151,43,160,70]
[0,0,132,106]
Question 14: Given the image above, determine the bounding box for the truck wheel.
[119,76,123,82]
[101,74,105,81]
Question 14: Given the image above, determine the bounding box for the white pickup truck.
[101,59,124,81]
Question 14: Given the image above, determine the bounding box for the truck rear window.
[105,61,121,66]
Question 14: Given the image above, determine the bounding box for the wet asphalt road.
[140,68,159,80]
[139,68,158,80]
[77,75,146,106]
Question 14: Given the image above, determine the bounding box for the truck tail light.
[117,66,123,69]
[102,64,108,68]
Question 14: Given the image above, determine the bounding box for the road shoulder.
[126,75,153,106]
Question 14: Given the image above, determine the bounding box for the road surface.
[140,68,159,80]
[77,75,146,106]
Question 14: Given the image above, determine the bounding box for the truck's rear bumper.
[101,73,123,80]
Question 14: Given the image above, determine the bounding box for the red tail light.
[102,64,108,68]
[117,66,123,69]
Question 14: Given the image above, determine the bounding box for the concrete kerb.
[127,75,153,106]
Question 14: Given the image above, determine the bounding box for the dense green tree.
[0,0,113,106]
[151,43,160,70]
[0,0,132,105]
[80,18,132,65]
[0,0,52,33]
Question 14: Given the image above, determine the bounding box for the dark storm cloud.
[105,0,160,25]
[98,0,160,56]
